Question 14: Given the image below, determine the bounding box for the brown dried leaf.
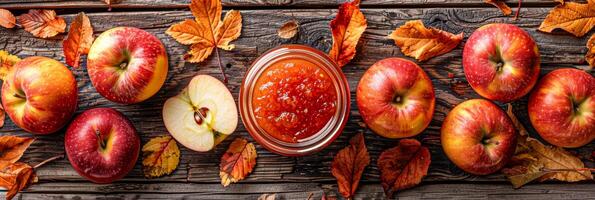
[142,135,180,178]
[586,34,595,70]
[219,138,257,187]
[330,133,370,198]
[505,104,528,136]
[63,12,94,68]
[328,0,367,67]
[0,136,34,170]
[378,139,430,198]
[278,20,299,39]
[0,9,16,29]
[484,0,513,16]
[18,10,66,38]
[0,163,37,200]
[388,20,463,61]
[538,0,595,37]
[257,194,276,200]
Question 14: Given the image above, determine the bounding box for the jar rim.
[239,44,350,156]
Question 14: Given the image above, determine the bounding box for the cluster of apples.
[357,23,594,175]
[2,26,238,183]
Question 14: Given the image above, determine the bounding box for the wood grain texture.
[0,5,593,200]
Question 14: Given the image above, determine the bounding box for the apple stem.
[13,92,25,99]
[214,48,228,84]
[96,129,107,149]
[33,154,64,169]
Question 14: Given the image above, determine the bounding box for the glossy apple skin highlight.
[65,108,140,184]
[357,58,435,138]
[528,68,594,148]
[441,99,517,175]
[463,23,540,102]
[2,56,78,134]
[87,27,168,104]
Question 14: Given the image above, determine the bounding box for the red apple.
[528,68,594,148]
[2,56,77,134]
[65,108,140,183]
[463,23,540,102]
[441,99,517,175]
[357,58,435,138]
[87,27,168,104]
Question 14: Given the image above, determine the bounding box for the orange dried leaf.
[377,139,430,198]
[330,133,370,198]
[142,135,180,178]
[586,34,595,70]
[0,9,16,29]
[0,136,34,170]
[278,20,299,39]
[328,0,367,67]
[538,0,595,37]
[0,162,37,200]
[219,138,257,187]
[215,10,242,51]
[554,0,565,4]
[484,0,513,16]
[388,20,463,61]
[18,9,66,38]
[63,12,94,68]
[0,50,19,81]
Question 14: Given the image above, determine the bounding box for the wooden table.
[0,0,593,199]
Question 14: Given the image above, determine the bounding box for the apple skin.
[65,108,140,184]
[2,56,78,134]
[528,68,594,148]
[463,23,540,102]
[441,99,517,175]
[357,58,435,138]
[87,27,168,104]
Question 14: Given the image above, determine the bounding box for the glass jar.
[239,44,350,156]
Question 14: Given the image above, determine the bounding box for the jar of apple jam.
[240,45,350,156]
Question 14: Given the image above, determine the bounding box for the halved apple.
[163,75,238,152]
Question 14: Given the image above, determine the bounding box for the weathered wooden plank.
[0,7,593,186]
[5,182,595,199]
[0,0,564,10]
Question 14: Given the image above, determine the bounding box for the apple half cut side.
[163,75,238,152]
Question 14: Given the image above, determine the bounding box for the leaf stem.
[33,154,64,169]
[513,0,522,20]
[214,48,228,84]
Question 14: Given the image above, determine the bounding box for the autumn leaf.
[328,0,367,67]
[278,20,299,39]
[502,105,594,188]
[388,20,463,61]
[63,12,94,69]
[538,0,595,37]
[142,135,180,178]
[505,104,528,136]
[377,139,430,198]
[219,138,257,187]
[0,9,16,29]
[18,10,65,38]
[0,162,36,200]
[586,34,595,69]
[166,0,242,83]
[484,0,512,16]
[0,136,34,170]
[257,194,276,200]
[0,50,19,81]
[330,133,370,199]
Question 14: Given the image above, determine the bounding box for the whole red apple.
[441,99,517,175]
[2,56,77,134]
[463,23,540,102]
[87,27,168,104]
[65,108,140,183]
[529,68,594,148]
[357,58,435,138]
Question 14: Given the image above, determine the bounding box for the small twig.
[33,154,64,169]
[214,48,228,84]
[513,0,522,20]
[306,192,314,200]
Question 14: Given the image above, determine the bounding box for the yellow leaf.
[0,50,20,80]
[63,12,94,68]
[142,135,180,178]
[538,0,595,37]
[328,0,367,67]
[17,9,66,38]
[215,10,242,51]
[185,42,215,63]
[166,19,211,45]
[388,20,463,61]
[586,34,595,70]
[219,138,257,187]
